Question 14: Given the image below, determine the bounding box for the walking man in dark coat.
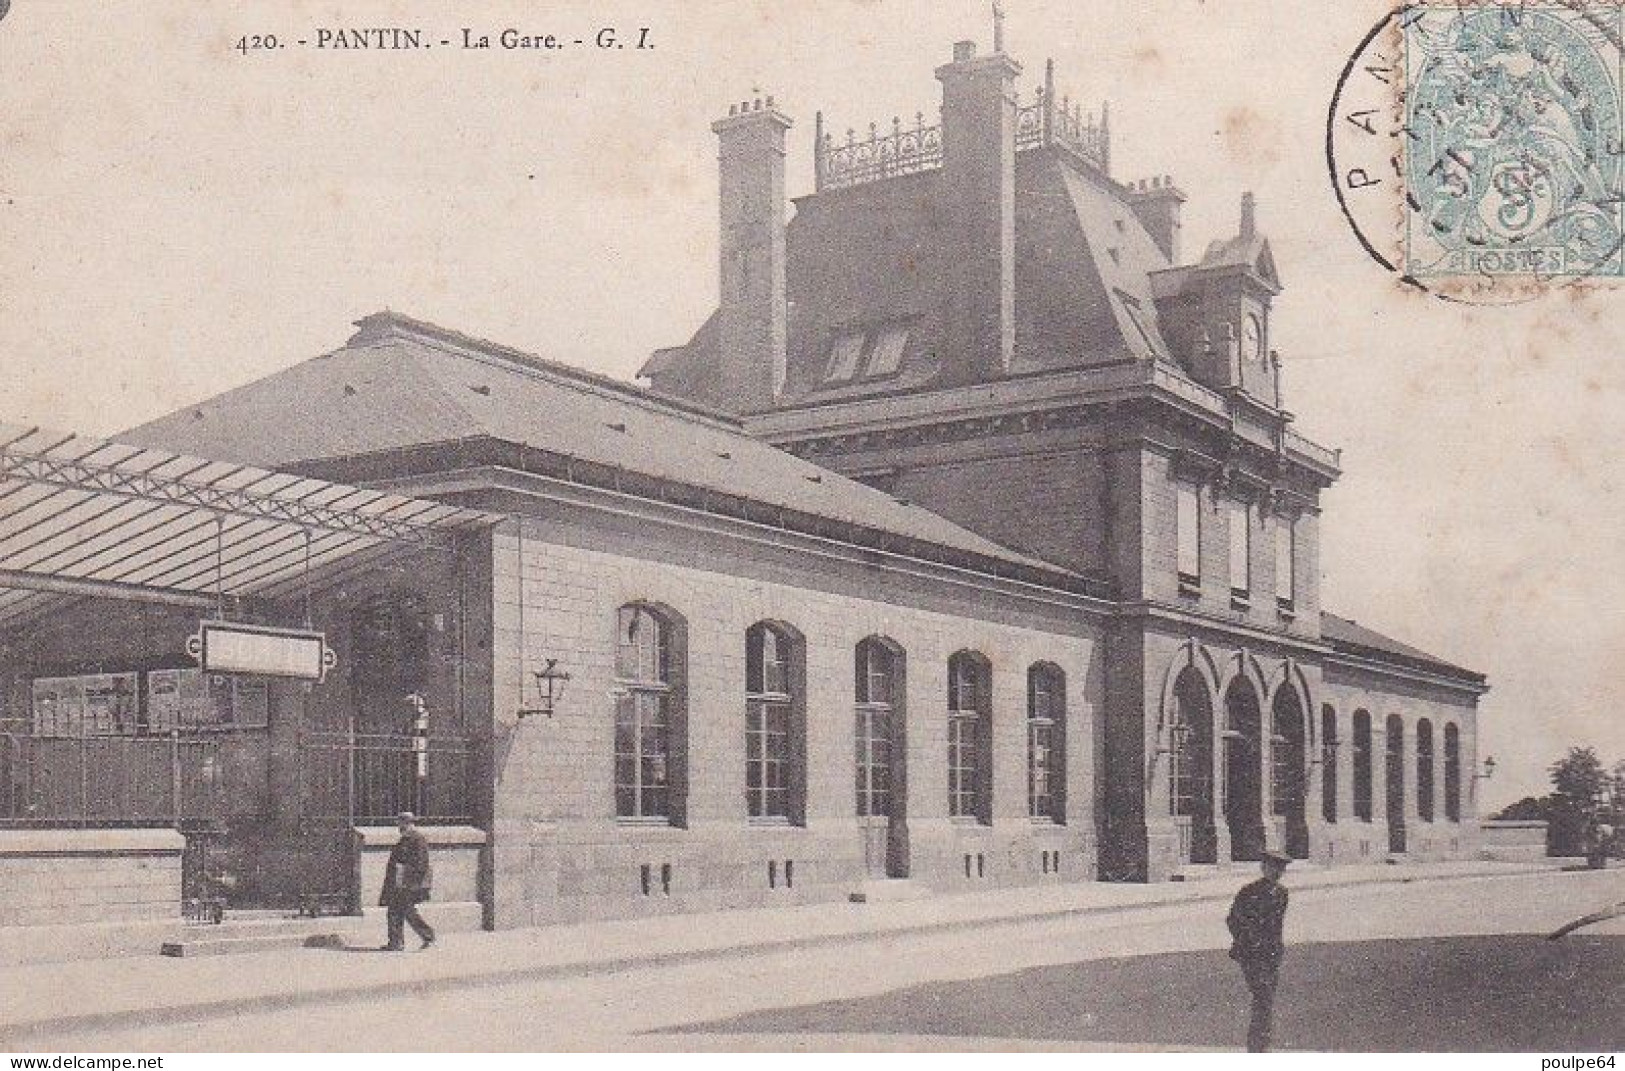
[381,810,435,951]
[1226,848,1291,1052]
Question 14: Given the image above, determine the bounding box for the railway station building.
[0,32,1487,942]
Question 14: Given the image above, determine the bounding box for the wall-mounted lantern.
[1155,720,1193,757]
[519,659,572,719]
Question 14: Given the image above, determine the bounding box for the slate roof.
[644,147,1180,402]
[116,312,1480,676]
[124,312,1091,588]
[1320,612,1485,685]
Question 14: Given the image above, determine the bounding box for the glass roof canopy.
[0,422,500,625]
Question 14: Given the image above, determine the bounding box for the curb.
[0,864,1575,1044]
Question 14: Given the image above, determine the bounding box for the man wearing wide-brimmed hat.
[1226,849,1291,1052]
[380,811,435,951]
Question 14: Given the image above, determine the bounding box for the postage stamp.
[1404,3,1623,280]
[1329,0,1625,301]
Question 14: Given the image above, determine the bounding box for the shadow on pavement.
[661,934,1625,1051]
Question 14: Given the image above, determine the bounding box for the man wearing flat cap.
[1226,849,1291,1052]
[380,811,435,951]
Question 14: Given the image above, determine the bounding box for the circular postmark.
[1328,1,1624,303]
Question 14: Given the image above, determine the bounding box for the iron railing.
[817,114,944,191]
[0,729,226,827]
[297,730,476,826]
[815,81,1110,193]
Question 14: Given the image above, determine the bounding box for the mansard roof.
[642,145,1182,404]
[124,312,1098,592]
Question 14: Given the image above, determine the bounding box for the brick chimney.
[712,97,791,414]
[1127,175,1187,264]
[936,39,1018,382]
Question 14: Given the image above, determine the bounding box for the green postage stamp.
[1403,3,1624,281]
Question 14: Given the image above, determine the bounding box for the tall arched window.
[1416,718,1435,822]
[746,622,803,823]
[1321,705,1339,823]
[1444,723,1462,823]
[855,638,900,820]
[1169,667,1217,864]
[1385,714,1407,853]
[947,651,992,824]
[1027,664,1066,822]
[614,604,684,822]
[1352,710,1373,822]
[1270,688,1306,820]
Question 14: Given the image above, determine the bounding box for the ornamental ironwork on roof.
[814,60,1109,192]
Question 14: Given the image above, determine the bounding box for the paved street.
[30,869,1625,1052]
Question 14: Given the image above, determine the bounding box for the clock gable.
[1150,192,1285,405]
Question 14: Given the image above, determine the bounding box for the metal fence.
[298,730,476,826]
[0,730,225,827]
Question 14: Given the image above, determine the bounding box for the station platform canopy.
[0,422,501,626]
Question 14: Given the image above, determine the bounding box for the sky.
[2,0,1623,810]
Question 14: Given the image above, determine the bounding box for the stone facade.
[0,28,1491,939]
[480,485,1105,926]
[0,830,184,927]
[646,32,1489,886]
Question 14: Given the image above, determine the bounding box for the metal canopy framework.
[0,422,500,624]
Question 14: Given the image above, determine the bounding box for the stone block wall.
[356,824,485,906]
[0,829,184,927]
[1319,662,1482,865]
[483,502,1106,927]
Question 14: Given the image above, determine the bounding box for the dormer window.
[1113,289,1165,360]
[823,324,911,383]
[825,332,867,381]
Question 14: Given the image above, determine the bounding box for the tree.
[1548,747,1609,855]
[1610,760,1625,827]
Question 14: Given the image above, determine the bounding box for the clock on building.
[1241,314,1264,363]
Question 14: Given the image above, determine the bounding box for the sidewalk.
[0,858,1570,1045]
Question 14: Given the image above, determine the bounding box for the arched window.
[1321,705,1339,823]
[614,604,684,822]
[1168,667,1217,864]
[947,651,992,824]
[1270,688,1306,820]
[1027,664,1066,822]
[1416,718,1435,822]
[1352,710,1373,822]
[855,638,900,819]
[1385,714,1407,853]
[1444,723,1462,823]
[746,622,803,823]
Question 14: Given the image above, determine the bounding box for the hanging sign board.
[186,620,337,681]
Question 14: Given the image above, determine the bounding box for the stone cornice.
[1119,599,1334,657]
[754,362,1340,483]
[1124,599,1487,696]
[343,463,1120,623]
[1322,649,1490,697]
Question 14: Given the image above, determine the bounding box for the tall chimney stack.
[712,97,792,414]
[1128,175,1187,264]
[936,39,1019,382]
